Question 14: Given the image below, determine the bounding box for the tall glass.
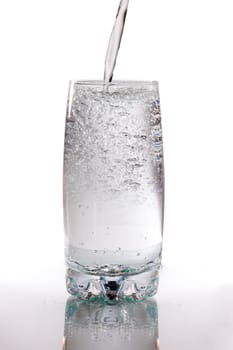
[63,81,164,301]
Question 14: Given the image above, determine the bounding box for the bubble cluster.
[64,85,164,204]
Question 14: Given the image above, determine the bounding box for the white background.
[0,0,233,291]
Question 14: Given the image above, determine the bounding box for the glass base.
[66,266,159,301]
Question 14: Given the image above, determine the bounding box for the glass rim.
[70,80,159,87]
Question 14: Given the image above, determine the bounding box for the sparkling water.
[64,0,163,301]
[63,82,164,299]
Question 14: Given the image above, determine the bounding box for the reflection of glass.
[63,297,159,350]
[63,81,164,301]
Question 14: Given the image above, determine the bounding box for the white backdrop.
[0,0,233,291]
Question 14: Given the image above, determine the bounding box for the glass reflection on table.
[63,298,159,350]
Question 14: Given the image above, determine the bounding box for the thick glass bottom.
[66,263,160,301]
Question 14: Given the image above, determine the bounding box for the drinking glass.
[63,80,164,300]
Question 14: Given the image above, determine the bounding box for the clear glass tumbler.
[63,81,164,301]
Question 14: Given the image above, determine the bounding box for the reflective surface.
[64,298,159,350]
[1,267,233,350]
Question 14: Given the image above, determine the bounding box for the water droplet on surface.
[137,252,140,256]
